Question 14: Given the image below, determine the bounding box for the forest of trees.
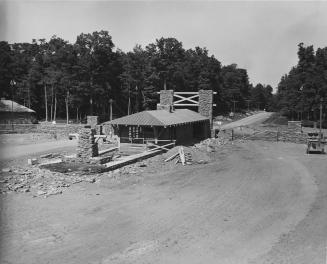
[276,43,327,121]
[0,30,275,122]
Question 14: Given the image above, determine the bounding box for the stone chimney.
[157,90,174,112]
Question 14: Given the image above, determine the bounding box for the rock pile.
[0,166,101,197]
[163,146,211,164]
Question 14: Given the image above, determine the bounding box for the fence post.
[276,128,279,142]
[231,129,234,141]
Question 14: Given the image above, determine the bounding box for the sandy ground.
[1,140,326,264]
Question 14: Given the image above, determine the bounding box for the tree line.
[0,30,274,122]
[276,43,327,121]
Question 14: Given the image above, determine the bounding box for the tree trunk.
[51,84,54,121]
[66,90,69,124]
[53,93,57,122]
[44,83,48,122]
[76,107,79,123]
[27,84,31,109]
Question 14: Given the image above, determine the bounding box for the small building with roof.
[0,98,36,124]
[105,108,210,145]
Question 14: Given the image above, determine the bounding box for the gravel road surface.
[1,140,326,264]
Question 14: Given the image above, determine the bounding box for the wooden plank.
[173,103,199,106]
[147,142,175,152]
[174,94,199,104]
[98,147,119,156]
[103,149,162,170]
[164,152,179,162]
[174,92,199,95]
[179,147,185,165]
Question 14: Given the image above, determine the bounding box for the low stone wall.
[0,123,85,139]
[222,126,308,144]
[0,124,38,133]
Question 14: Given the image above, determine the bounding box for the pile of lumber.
[164,146,192,165]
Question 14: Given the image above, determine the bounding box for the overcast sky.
[1,0,327,89]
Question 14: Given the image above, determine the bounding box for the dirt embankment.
[1,140,325,264]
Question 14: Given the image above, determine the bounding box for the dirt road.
[219,111,273,130]
[1,140,326,264]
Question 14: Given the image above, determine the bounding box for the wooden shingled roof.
[105,109,209,127]
[0,99,35,113]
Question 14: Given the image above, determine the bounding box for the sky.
[1,0,327,89]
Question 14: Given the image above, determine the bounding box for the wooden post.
[276,128,279,142]
[153,127,158,144]
[231,129,234,141]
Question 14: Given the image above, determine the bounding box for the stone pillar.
[198,90,213,127]
[87,116,99,128]
[77,126,98,161]
[157,90,174,110]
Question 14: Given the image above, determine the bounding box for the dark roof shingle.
[105,109,208,127]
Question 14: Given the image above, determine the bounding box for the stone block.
[159,90,174,107]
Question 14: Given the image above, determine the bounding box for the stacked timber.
[77,127,98,161]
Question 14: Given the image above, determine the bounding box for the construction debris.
[164,153,179,162]
[164,146,207,165]
[0,164,103,197]
[27,158,38,165]
[179,147,186,165]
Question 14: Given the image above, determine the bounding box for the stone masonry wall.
[198,89,213,126]
[230,126,308,144]
[77,127,98,161]
[0,123,84,138]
